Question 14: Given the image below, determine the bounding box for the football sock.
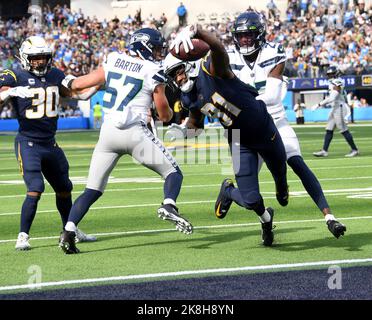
[68,188,102,225]
[323,130,333,151]
[325,214,336,222]
[341,130,358,150]
[259,209,271,223]
[163,198,177,207]
[65,221,77,232]
[287,156,329,211]
[20,195,40,234]
[56,194,72,227]
[164,170,183,202]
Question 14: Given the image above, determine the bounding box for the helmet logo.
[130,33,150,45]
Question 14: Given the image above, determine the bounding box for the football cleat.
[158,204,193,235]
[313,150,328,157]
[215,178,234,219]
[261,207,275,247]
[15,232,31,251]
[276,184,289,207]
[75,228,97,243]
[59,230,80,254]
[345,150,359,158]
[327,220,346,239]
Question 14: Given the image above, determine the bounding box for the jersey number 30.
[103,72,143,111]
[26,86,59,119]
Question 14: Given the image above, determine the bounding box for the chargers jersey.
[0,68,65,141]
[181,56,276,144]
[228,42,286,119]
[101,51,165,129]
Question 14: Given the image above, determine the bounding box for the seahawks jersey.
[102,51,165,129]
[0,68,65,141]
[181,57,275,144]
[322,77,348,109]
[228,42,286,119]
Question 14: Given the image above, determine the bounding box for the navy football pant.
[228,131,287,214]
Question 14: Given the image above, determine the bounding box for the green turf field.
[0,123,372,293]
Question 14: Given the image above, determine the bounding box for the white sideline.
[1,257,372,292]
[0,215,371,244]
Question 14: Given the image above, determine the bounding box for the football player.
[312,65,359,158]
[227,11,346,238]
[164,24,289,247]
[59,28,193,254]
[0,36,97,250]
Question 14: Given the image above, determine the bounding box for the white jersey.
[228,42,286,119]
[102,51,165,129]
[320,77,348,110]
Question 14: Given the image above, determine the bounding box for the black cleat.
[59,230,80,254]
[261,207,275,247]
[276,184,289,207]
[158,204,193,235]
[327,220,347,239]
[215,178,234,219]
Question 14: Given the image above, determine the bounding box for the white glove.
[310,103,320,111]
[0,86,34,101]
[170,24,197,54]
[61,74,76,90]
[165,123,187,141]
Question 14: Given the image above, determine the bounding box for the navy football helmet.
[128,28,167,62]
[326,65,340,79]
[231,11,266,56]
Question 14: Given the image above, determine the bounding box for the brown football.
[170,39,210,61]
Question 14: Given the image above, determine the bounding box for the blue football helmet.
[231,11,266,56]
[128,28,167,62]
[326,65,340,79]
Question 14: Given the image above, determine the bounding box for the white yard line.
[0,257,371,292]
[0,215,371,244]
[1,185,372,214]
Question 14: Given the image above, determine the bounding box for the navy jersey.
[181,57,274,144]
[0,68,65,141]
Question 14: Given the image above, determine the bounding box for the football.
[170,39,210,61]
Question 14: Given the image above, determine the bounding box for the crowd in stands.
[0,1,371,119]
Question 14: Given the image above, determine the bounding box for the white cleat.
[313,150,328,157]
[15,232,31,251]
[157,204,193,235]
[75,228,97,243]
[345,150,359,157]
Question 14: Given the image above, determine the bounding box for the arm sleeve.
[0,70,17,87]
[319,90,339,107]
[150,68,166,92]
[255,77,283,106]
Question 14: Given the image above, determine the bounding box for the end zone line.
[1,258,372,292]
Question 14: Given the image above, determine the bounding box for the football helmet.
[163,53,200,93]
[128,28,167,62]
[19,36,53,76]
[231,11,266,56]
[326,65,340,79]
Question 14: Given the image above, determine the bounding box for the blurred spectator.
[293,99,306,124]
[93,101,103,129]
[266,0,278,20]
[177,2,187,27]
[360,97,369,107]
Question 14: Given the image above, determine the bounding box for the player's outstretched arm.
[170,25,234,79]
[61,67,105,100]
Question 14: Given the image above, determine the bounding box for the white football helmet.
[19,36,53,76]
[163,53,201,93]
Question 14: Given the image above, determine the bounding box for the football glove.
[310,103,320,111]
[61,74,76,90]
[0,86,34,101]
[170,24,198,54]
[165,123,187,141]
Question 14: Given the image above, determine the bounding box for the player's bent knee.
[241,192,261,210]
[27,191,42,197]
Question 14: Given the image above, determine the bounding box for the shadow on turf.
[72,226,314,253]
[272,230,372,252]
